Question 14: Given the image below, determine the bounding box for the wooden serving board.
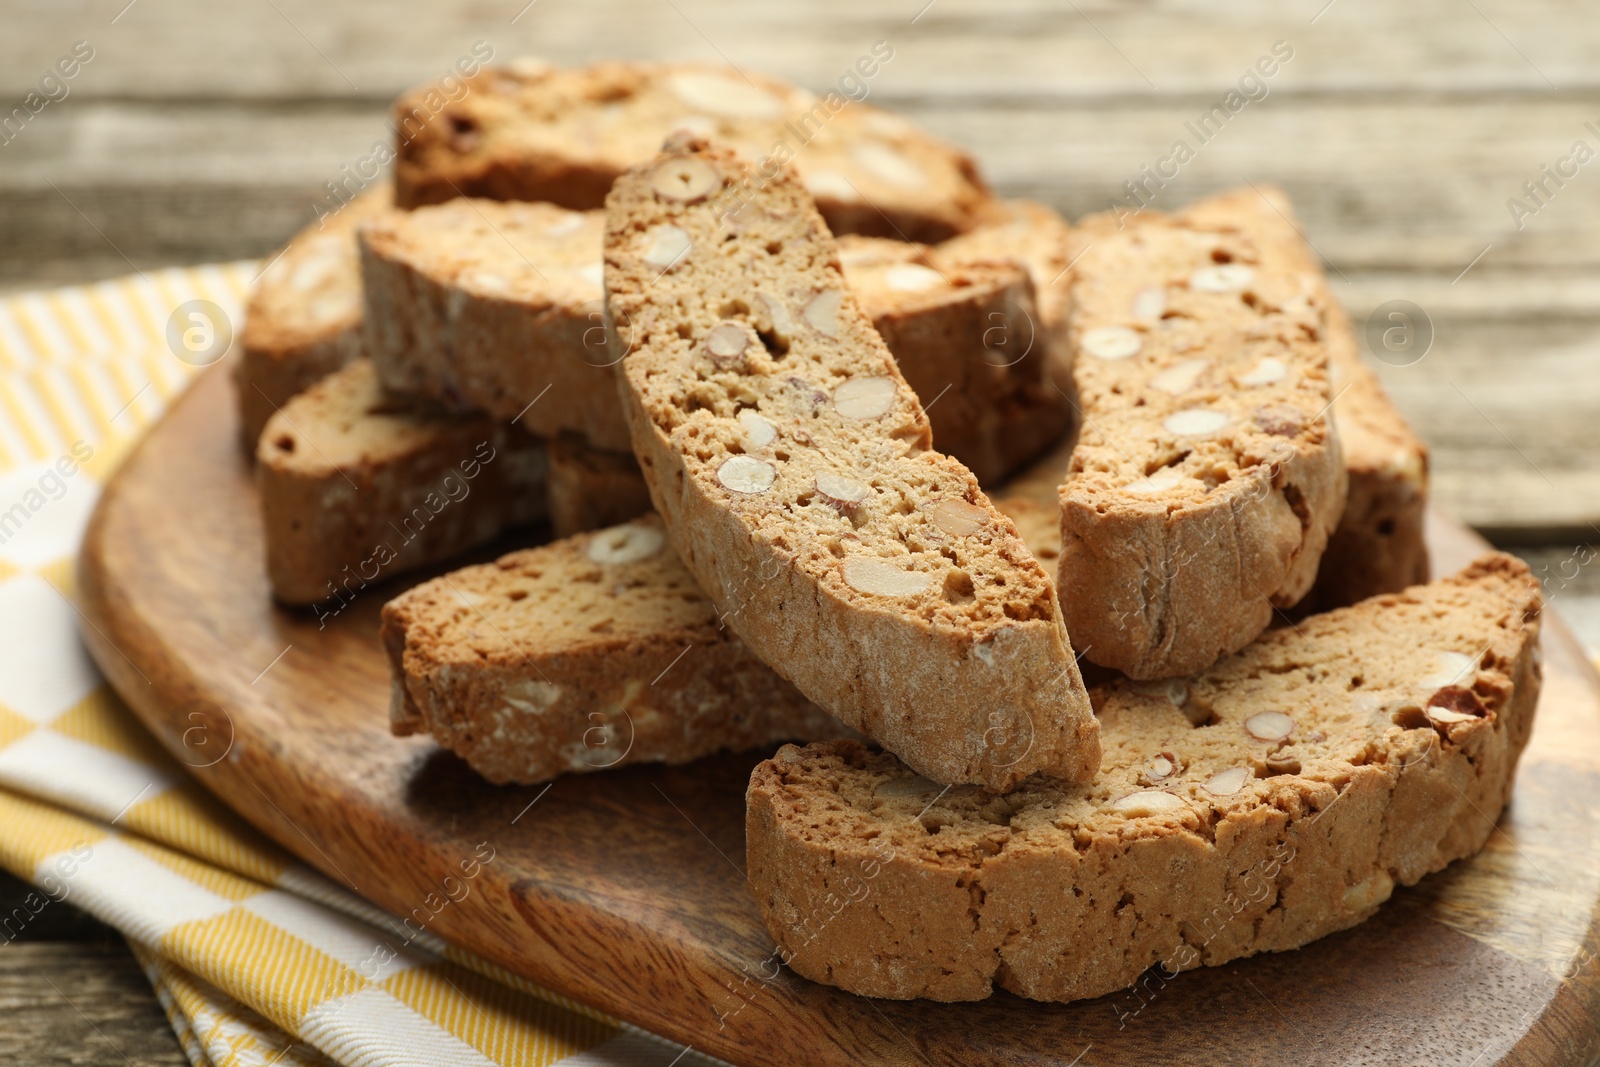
[78,364,1600,1067]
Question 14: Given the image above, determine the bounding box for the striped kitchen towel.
[0,266,721,1067]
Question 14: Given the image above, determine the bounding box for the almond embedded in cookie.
[603,135,1098,791]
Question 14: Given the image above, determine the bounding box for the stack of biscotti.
[240,60,1068,606]
[237,191,554,604]
[357,199,1074,537]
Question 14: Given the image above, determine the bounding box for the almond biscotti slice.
[393,60,992,242]
[359,199,634,451]
[546,432,654,538]
[605,136,1096,791]
[385,494,1056,782]
[1058,188,1347,679]
[748,553,1542,1003]
[258,359,547,606]
[235,184,391,449]
[383,514,850,782]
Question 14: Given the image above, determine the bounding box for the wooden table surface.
[1,1,1596,1062]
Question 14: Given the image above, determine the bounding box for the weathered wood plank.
[0,943,189,1065]
[0,0,1593,101]
[8,96,1600,280]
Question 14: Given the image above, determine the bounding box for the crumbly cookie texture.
[235,184,391,449]
[382,514,850,783]
[393,60,993,242]
[546,432,655,538]
[1058,186,1348,679]
[837,234,1072,485]
[359,199,632,450]
[747,553,1542,1003]
[604,135,1097,791]
[257,360,547,605]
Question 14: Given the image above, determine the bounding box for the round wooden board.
[78,364,1600,1067]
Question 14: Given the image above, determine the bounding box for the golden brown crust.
[256,360,547,605]
[392,61,993,242]
[381,515,849,782]
[939,199,1078,395]
[746,553,1543,1003]
[605,135,1096,790]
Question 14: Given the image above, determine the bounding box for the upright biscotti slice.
[359,200,634,451]
[1058,189,1347,679]
[385,494,1057,783]
[545,432,654,538]
[393,60,992,242]
[235,184,391,448]
[383,515,849,782]
[258,360,547,606]
[1177,185,1429,612]
[748,554,1542,1003]
[605,136,1096,791]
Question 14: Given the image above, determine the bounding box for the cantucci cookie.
[747,554,1542,1003]
[235,184,390,448]
[384,495,1053,783]
[383,514,849,782]
[358,199,633,450]
[1058,187,1347,679]
[393,60,992,242]
[1180,185,1428,611]
[546,433,654,538]
[258,360,547,606]
[604,135,1096,791]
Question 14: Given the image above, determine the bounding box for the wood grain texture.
[73,363,1600,1067]
[0,940,188,1067]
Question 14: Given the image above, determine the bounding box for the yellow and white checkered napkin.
[0,268,720,1067]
